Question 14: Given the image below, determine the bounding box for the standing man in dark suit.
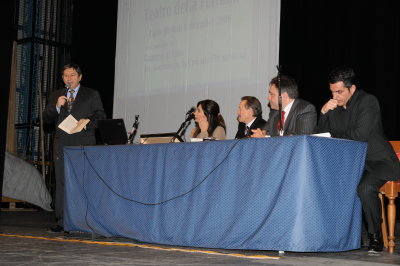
[235,96,267,139]
[318,66,399,253]
[43,63,106,233]
[252,75,317,137]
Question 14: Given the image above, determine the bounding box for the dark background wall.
[0,0,16,199]
[69,0,118,119]
[280,0,400,139]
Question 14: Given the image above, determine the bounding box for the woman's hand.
[198,118,209,132]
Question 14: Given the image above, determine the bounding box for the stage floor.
[1,210,400,265]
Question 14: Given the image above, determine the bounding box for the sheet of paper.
[312,132,331,138]
[58,114,90,134]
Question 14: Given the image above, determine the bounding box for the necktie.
[278,110,285,131]
[68,89,75,112]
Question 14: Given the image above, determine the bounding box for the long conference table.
[64,135,367,252]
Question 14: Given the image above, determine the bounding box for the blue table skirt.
[64,135,367,252]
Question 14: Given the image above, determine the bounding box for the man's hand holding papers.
[58,114,90,134]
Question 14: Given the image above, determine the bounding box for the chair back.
[389,141,400,158]
[380,141,400,253]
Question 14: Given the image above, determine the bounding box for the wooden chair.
[379,141,400,253]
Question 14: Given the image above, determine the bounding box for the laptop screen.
[97,119,128,145]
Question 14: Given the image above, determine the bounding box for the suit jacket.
[43,85,106,147]
[318,90,399,180]
[266,98,317,136]
[235,116,267,139]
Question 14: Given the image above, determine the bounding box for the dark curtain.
[280,0,400,139]
[0,0,16,201]
[70,0,118,119]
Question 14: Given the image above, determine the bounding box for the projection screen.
[114,0,280,140]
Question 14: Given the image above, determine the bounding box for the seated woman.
[191,99,226,140]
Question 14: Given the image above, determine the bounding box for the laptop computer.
[97,119,128,145]
[140,132,183,144]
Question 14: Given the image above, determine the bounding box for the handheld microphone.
[186,106,195,115]
[64,83,70,97]
[63,84,71,108]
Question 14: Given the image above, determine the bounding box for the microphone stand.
[128,115,139,144]
[276,65,284,136]
[172,113,193,142]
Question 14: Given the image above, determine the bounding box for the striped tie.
[278,110,285,131]
[68,89,75,112]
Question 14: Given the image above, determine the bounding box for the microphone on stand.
[276,65,284,136]
[128,115,140,144]
[185,107,195,121]
[186,106,195,115]
[172,107,195,142]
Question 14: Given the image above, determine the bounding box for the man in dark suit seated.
[318,66,400,253]
[43,63,106,233]
[252,75,317,137]
[235,96,267,139]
